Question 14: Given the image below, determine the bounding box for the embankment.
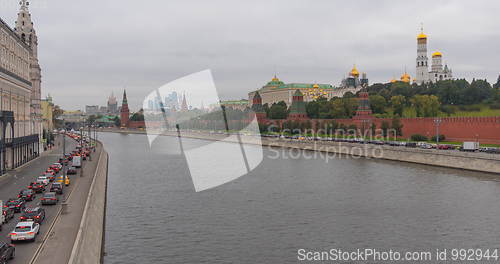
[101,129,500,174]
[68,145,109,264]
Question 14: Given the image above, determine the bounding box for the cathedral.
[415,27,453,84]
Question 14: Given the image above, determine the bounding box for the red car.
[28,182,45,193]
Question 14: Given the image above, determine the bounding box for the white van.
[72,156,82,168]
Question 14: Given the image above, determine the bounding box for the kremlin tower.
[120,90,129,127]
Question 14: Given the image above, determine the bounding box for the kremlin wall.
[249,89,500,145]
[117,27,500,145]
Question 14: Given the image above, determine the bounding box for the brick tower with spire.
[120,90,130,127]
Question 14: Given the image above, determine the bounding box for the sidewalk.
[31,143,104,264]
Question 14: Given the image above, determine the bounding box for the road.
[0,135,78,264]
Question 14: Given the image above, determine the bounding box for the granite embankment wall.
[102,129,500,174]
[68,145,109,264]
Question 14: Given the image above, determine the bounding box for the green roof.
[221,100,249,105]
[280,83,334,89]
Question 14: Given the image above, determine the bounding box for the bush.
[440,105,456,115]
[490,103,500,110]
[411,134,428,141]
[458,105,481,112]
[431,134,446,142]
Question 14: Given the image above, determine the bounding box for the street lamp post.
[434,118,442,145]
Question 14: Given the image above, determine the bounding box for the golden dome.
[313,84,319,89]
[417,32,427,40]
[432,51,442,57]
[400,72,411,83]
[271,75,280,82]
[350,65,360,77]
[390,78,397,83]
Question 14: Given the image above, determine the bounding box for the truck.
[72,155,82,168]
[462,141,479,152]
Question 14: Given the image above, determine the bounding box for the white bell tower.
[415,25,429,85]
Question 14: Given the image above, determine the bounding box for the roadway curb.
[67,143,106,264]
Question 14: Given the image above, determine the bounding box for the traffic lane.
[0,135,77,200]
[0,136,78,264]
[3,197,60,264]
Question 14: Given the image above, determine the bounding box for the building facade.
[107,92,118,114]
[41,95,54,133]
[415,28,453,84]
[0,0,42,173]
[248,67,368,107]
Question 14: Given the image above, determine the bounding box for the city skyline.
[1,0,499,110]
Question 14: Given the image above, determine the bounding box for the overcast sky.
[1,0,499,110]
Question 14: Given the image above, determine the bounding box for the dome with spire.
[400,72,411,83]
[350,65,360,77]
[265,75,285,86]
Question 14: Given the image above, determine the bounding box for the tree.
[268,102,288,119]
[390,95,406,117]
[113,116,120,127]
[306,100,320,119]
[494,74,500,90]
[391,117,403,136]
[369,95,387,114]
[410,95,440,117]
[87,115,97,124]
[463,79,492,105]
[130,109,145,121]
[381,121,390,137]
[370,123,377,136]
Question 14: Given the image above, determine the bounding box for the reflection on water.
[101,132,500,264]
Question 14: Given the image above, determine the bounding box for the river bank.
[100,128,500,174]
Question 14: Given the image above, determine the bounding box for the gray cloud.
[1,0,499,110]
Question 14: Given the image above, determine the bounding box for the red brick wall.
[127,120,145,128]
[299,117,500,144]
[398,117,500,144]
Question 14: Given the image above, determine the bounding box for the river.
[101,132,500,263]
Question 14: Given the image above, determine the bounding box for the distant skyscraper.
[107,91,118,113]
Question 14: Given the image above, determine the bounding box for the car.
[36,176,50,185]
[10,221,40,243]
[50,183,64,195]
[49,165,60,173]
[19,207,45,224]
[52,163,63,170]
[2,208,15,223]
[0,242,15,263]
[41,192,59,205]
[42,173,55,182]
[28,182,45,193]
[4,199,26,213]
[18,189,35,202]
[67,166,77,175]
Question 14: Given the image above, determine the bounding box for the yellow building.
[41,94,54,132]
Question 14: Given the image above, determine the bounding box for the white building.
[415,28,453,85]
[0,0,42,172]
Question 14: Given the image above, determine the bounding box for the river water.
[101,132,500,263]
